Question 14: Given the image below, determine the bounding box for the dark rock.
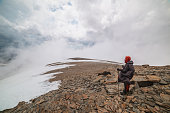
[142,64,149,68]
[98,71,111,76]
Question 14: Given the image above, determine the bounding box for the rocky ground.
[1,58,170,113]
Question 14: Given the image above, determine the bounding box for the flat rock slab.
[132,75,161,83]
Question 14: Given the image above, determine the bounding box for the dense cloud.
[0,0,170,67]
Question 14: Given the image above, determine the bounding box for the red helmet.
[125,56,131,63]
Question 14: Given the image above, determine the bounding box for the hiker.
[117,56,135,95]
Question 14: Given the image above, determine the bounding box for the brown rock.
[93,76,103,82]
[126,96,134,103]
[65,93,73,100]
[154,105,160,111]
[75,88,84,92]
[123,111,128,113]
[132,98,137,102]
[155,101,170,108]
[146,75,161,82]
[165,89,170,94]
[104,101,115,111]
[69,102,77,109]
[100,79,105,84]
[97,107,108,113]
[160,93,170,101]
[146,105,155,112]
[36,99,45,105]
[141,87,151,93]
[132,75,161,83]
[89,110,97,113]
[106,74,113,78]
[129,104,133,108]
[152,95,162,102]
[121,103,126,109]
[17,101,26,106]
[96,96,105,107]
[89,94,96,100]
[118,108,122,113]
[138,106,150,112]
[88,100,96,108]
[105,85,117,95]
[145,100,155,107]
[132,76,147,82]
[104,80,117,84]
[82,94,89,100]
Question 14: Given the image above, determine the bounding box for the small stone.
[145,100,155,107]
[36,99,45,105]
[75,88,84,92]
[70,102,77,109]
[133,108,140,113]
[17,101,26,106]
[126,96,134,103]
[89,110,97,113]
[97,106,108,113]
[105,85,117,95]
[132,98,137,102]
[129,104,133,108]
[146,105,155,112]
[100,80,105,84]
[118,108,122,113]
[89,94,96,100]
[165,89,170,94]
[138,106,149,112]
[121,103,126,109]
[82,94,89,100]
[152,95,162,102]
[106,74,113,78]
[104,80,117,84]
[154,105,160,111]
[93,76,103,82]
[141,87,151,93]
[142,64,149,68]
[146,95,152,99]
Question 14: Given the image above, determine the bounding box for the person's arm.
[117,64,129,73]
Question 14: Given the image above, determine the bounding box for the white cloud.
[0,0,170,67]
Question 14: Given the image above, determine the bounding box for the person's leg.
[120,82,127,95]
[121,82,130,95]
[126,83,130,92]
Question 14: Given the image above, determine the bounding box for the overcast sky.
[0,0,170,66]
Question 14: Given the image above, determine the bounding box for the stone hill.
[1,59,170,113]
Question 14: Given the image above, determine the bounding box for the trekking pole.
[117,70,120,96]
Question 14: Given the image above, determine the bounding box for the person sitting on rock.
[117,56,135,95]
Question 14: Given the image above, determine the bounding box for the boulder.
[146,75,161,82]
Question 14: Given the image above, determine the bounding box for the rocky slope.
[1,58,170,113]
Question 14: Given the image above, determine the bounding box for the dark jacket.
[118,61,135,84]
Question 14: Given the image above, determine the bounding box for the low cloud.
[0,0,170,69]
